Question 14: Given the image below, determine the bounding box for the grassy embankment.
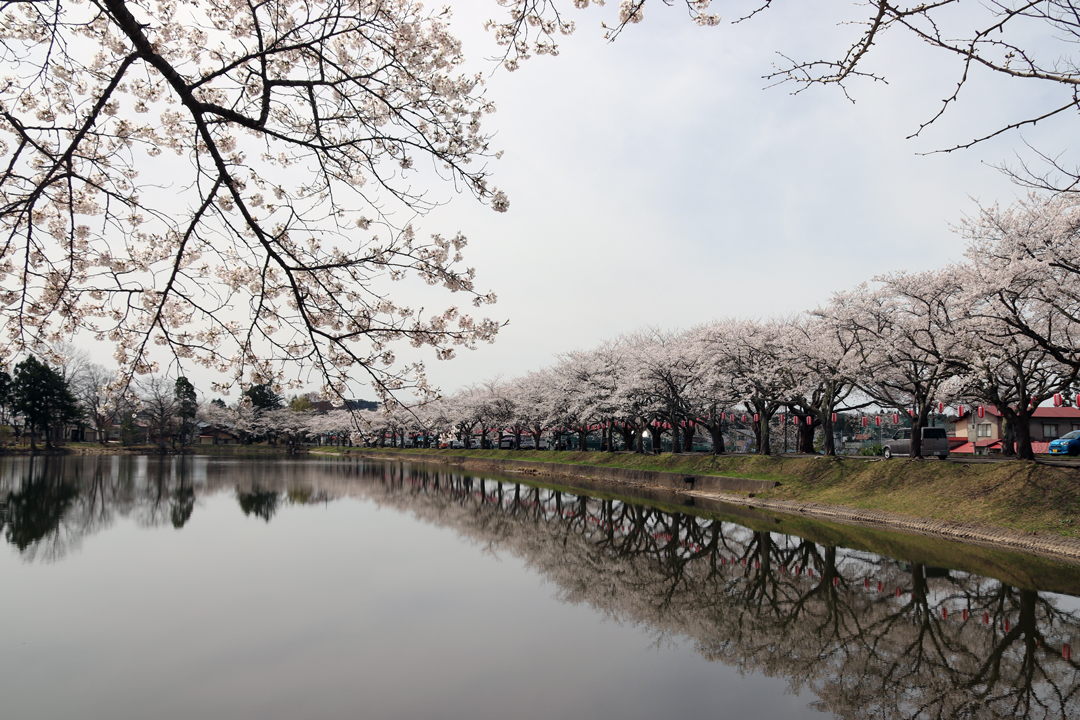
[330,447,1080,538]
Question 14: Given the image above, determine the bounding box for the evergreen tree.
[0,368,11,424]
[244,384,283,411]
[174,377,198,447]
[12,356,82,451]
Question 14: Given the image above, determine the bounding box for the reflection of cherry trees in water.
[370,464,1080,720]
[3,457,1080,718]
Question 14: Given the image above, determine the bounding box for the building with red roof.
[949,406,1080,454]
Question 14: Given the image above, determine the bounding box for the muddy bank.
[347,449,1080,566]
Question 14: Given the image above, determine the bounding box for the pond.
[2,454,1079,720]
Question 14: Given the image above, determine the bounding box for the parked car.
[449,439,465,450]
[498,436,516,450]
[518,436,536,450]
[883,427,950,459]
[1049,430,1080,456]
[469,438,481,449]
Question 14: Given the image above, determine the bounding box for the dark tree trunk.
[683,423,694,452]
[1014,411,1035,460]
[822,413,836,456]
[798,421,815,453]
[577,429,587,451]
[1001,415,1016,456]
[670,411,681,454]
[709,424,725,455]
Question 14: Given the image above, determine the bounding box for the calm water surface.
[2,454,1079,720]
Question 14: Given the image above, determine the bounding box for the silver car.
[883,427,950,459]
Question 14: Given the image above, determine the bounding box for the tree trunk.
[683,423,694,452]
[821,412,837,456]
[755,411,772,455]
[1014,411,1035,460]
[798,421,815,453]
[577,429,587,451]
[1002,415,1016,456]
[910,410,926,458]
[670,410,681,454]
[709,424,725,455]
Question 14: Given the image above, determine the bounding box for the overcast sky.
[379,1,1066,398]
[67,1,1073,402]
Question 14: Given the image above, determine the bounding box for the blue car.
[1048,430,1080,456]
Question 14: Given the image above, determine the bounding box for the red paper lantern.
[831,412,837,422]
[806,415,812,426]
[861,416,868,427]
[892,413,900,424]
[978,406,985,418]
[938,402,944,413]
[875,416,881,427]
[779,414,785,423]
[957,405,964,416]
[741,414,747,422]
[753,413,760,423]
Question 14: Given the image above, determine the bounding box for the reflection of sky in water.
[0,466,823,720]
[3,455,1080,720]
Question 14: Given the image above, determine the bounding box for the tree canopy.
[0,0,502,399]
[11,356,83,449]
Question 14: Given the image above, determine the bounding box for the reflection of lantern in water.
[878,581,883,592]
[983,613,990,625]
[962,609,969,622]
[895,587,902,598]
[1065,644,1072,660]
[942,607,948,620]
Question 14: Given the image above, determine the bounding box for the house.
[197,424,240,445]
[948,406,1080,454]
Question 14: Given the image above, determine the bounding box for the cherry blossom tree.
[717,319,794,455]
[794,312,874,456]
[960,193,1080,375]
[1,0,502,400]
[832,271,968,458]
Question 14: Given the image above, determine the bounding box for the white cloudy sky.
[386,1,1069,397]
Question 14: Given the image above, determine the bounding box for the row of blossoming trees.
[381,194,1080,461]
